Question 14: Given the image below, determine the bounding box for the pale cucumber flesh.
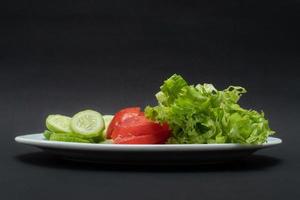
[71,110,104,137]
[102,115,114,136]
[46,115,72,133]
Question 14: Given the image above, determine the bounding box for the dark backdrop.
[1,1,300,200]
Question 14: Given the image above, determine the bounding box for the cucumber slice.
[49,133,90,143]
[71,110,104,137]
[46,115,72,133]
[103,115,114,124]
[43,130,53,140]
[90,134,105,143]
[102,115,114,136]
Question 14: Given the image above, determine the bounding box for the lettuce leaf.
[145,74,275,144]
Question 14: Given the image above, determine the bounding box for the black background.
[1,1,300,199]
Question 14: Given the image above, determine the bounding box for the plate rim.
[15,133,282,152]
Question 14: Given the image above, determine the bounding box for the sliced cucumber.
[43,130,53,140]
[46,115,72,133]
[71,110,104,138]
[49,133,90,143]
[90,134,105,143]
[102,115,114,136]
[103,115,114,124]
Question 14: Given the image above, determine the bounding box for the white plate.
[15,133,282,165]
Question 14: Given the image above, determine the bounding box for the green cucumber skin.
[44,130,95,143]
[49,133,91,143]
[90,134,105,143]
[43,130,53,140]
[43,129,104,143]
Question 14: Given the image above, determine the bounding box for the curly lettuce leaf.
[145,74,274,144]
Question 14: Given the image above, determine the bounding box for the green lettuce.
[145,74,275,144]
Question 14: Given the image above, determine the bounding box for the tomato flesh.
[112,115,170,144]
[111,116,169,139]
[107,107,171,144]
[106,107,141,139]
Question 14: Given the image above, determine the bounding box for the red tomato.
[111,115,169,139]
[106,107,141,139]
[112,115,171,144]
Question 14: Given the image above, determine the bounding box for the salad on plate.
[43,74,275,145]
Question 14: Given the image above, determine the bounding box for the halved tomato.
[106,107,141,139]
[111,115,169,139]
[111,115,170,144]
